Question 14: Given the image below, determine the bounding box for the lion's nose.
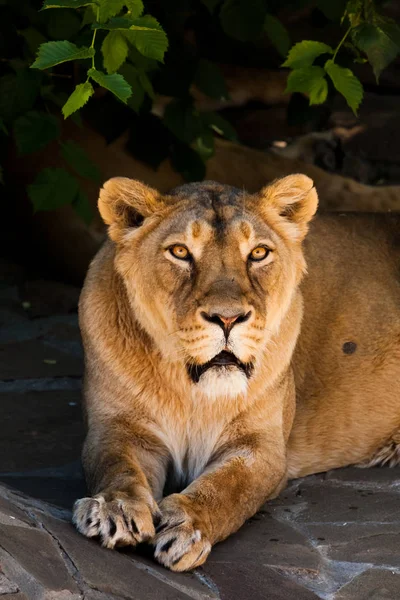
[201,311,251,337]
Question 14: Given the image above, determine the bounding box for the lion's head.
[98,175,318,399]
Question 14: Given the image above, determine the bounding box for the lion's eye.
[249,246,270,261]
[169,245,190,260]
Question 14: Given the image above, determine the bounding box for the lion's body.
[289,213,400,477]
[80,238,298,496]
[74,177,400,571]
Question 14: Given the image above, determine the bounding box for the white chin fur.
[195,367,248,401]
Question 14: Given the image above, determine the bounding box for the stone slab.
[39,513,217,599]
[1,467,400,599]
[201,562,320,600]
[0,494,35,528]
[269,480,400,524]
[209,510,321,570]
[325,466,400,486]
[335,568,400,599]
[0,572,19,594]
[0,523,79,595]
[307,523,400,568]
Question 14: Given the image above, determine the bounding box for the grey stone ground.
[1,260,400,599]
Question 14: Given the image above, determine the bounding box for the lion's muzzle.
[187,350,254,383]
[200,310,252,341]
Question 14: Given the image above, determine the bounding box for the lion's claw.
[73,494,160,549]
[153,497,211,571]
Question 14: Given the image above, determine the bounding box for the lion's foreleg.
[153,419,287,572]
[73,418,168,549]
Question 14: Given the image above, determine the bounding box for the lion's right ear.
[259,174,318,242]
[98,177,164,242]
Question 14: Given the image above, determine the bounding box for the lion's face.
[99,176,318,399]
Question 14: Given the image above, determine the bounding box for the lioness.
[73,175,400,572]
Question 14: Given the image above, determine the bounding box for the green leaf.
[127,44,158,72]
[264,14,290,58]
[27,168,79,212]
[13,111,60,155]
[164,101,204,144]
[88,68,132,102]
[98,0,143,23]
[194,60,228,100]
[285,66,328,105]
[42,0,98,8]
[324,59,363,114]
[380,21,400,50]
[102,30,129,73]
[98,0,125,23]
[202,112,238,142]
[96,16,168,62]
[31,41,94,69]
[282,41,333,69]
[62,81,94,118]
[93,16,133,28]
[73,189,94,224]
[343,0,362,27]
[352,22,400,82]
[307,78,328,105]
[123,25,168,62]
[81,5,96,26]
[220,0,266,42]
[61,140,101,181]
[119,63,145,111]
[194,130,215,161]
[126,0,144,18]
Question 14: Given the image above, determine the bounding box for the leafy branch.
[31,0,168,118]
[283,0,400,114]
[1,0,399,221]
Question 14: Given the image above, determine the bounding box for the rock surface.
[1,265,400,599]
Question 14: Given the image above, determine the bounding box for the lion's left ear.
[98,177,165,243]
[260,174,318,240]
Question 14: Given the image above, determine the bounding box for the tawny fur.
[73,175,400,572]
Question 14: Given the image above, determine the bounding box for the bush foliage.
[0,0,399,219]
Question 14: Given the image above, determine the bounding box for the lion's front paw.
[73,492,160,549]
[154,495,212,572]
